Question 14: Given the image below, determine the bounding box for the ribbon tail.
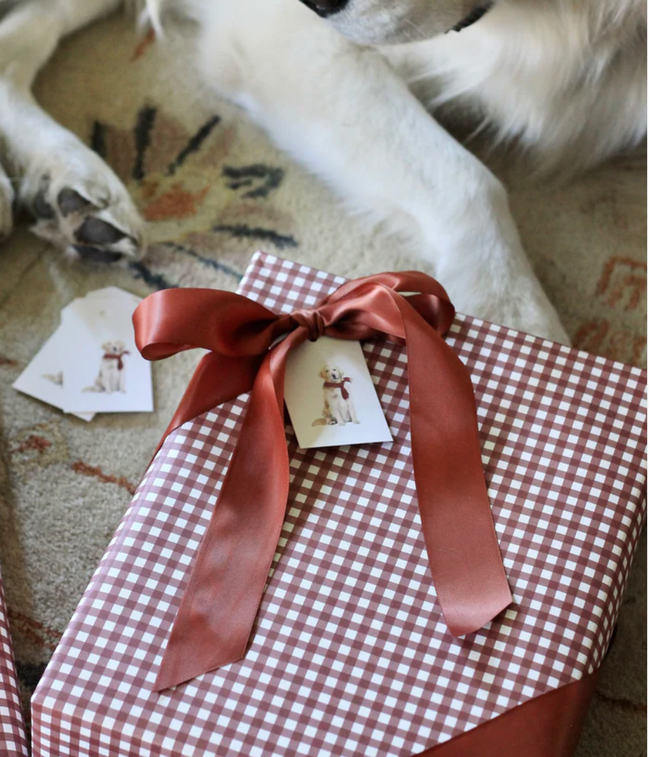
[154,332,305,691]
[156,351,264,456]
[400,298,512,636]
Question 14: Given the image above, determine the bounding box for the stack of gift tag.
[13,287,153,420]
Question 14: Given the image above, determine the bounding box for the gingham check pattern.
[0,571,29,756]
[32,253,647,757]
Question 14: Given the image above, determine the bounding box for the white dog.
[319,364,359,425]
[0,0,645,343]
[84,339,129,393]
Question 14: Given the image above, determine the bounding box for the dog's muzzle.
[299,0,349,18]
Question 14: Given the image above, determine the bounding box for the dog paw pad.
[72,245,125,264]
[58,187,97,216]
[76,217,128,246]
[20,139,145,264]
[33,187,56,220]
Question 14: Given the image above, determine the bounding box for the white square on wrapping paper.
[284,337,393,449]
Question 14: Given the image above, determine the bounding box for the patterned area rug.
[0,12,645,754]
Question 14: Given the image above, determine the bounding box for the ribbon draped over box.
[133,271,512,691]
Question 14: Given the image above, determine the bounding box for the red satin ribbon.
[133,271,512,691]
[418,670,599,757]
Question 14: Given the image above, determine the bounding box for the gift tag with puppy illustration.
[284,337,393,449]
[60,290,153,414]
[12,326,95,422]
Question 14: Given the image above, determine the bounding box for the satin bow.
[133,270,512,691]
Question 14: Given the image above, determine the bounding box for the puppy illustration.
[42,372,63,386]
[314,364,360,427]
[84,339,129,393]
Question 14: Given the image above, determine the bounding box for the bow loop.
[134,288,283,360]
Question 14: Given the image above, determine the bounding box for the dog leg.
[332,400,347,425]
[195,0,568,343]
[0,0,144,262]
[0,161,13,241]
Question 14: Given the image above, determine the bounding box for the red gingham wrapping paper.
[32,253,647,757]
[0,570,29,756]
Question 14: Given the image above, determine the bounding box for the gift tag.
[60,293,153,414]
[84,287,143,307]
[284,337,393,449]
[12,327,94,422]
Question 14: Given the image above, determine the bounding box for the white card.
[12,327,94,422]
[84,287,143,307]
[61,293,153,414]
[284,337,393,449]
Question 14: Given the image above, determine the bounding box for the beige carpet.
[0,11,645,754]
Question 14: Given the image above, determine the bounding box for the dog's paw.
[20,142,144,263]
[519,312,570,347]
[475,296,571,346]
[493,296,571,346]
[0,168,13,242]
[443,271,571,347]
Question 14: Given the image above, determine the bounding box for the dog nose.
[300,0,349,18]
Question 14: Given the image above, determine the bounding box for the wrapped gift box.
[32,253,646,757]
[0,570,29,756]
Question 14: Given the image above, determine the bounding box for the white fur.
[0,161,12,241]
[386,0,647,174]
[0,0,645,342]
[0,0,143,262]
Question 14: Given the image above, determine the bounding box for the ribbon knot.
[133,269,512,692]
[291,308,326,341]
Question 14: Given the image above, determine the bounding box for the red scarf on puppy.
[103,352,130,371]
[323,377,352,400]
